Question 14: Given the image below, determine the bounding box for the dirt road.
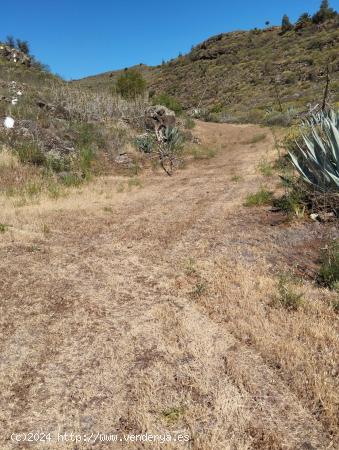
[0,122,337,449]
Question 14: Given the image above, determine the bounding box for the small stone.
[4,116,15,128]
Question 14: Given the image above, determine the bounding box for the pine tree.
[281,15,293,33]
[312,0,337,24]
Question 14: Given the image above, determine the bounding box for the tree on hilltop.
[312,0,337,23]
[5,35,15,47]
[281,15,293,33]
[295,13,312,30]
[16,39,30,55]
[115,69,147,99]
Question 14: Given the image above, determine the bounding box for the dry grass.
[49,83,148,126]
[0,121,337,450]
[181,258,339,439]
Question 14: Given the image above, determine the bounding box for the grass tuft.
[244,188,273,207]
[319,241,339,290]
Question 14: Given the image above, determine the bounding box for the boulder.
[145,105,175,138]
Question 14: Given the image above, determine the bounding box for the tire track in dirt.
[0,121,336,449]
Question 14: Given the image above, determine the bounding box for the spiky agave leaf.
[289,109,339,192]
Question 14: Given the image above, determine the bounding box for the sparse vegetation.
[183,116,195,129]
[185,145,216,160]
[244,188,273,206]
[319,240,339,290]
[257,158,273,177]
[242,133,266,145]
[152,93,182,115]
[273,274,304,311]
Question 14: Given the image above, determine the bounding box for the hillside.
[0,44,151,199]
[76,17,339,123]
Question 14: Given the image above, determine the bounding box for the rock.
[37,100,70,120]
[4,117,15,129]
[1,118,75,155]
[115,154,132,165]
[145,105,175,138]
[0,45,31,66]
[318,212,335,222]
[310,213,319,221]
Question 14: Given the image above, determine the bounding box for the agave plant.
[157,127,183,176]
[163,126,183,152]
[289,109,339,192]
[134,133,154,153]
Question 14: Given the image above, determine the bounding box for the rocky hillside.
[0,44,148,198]
[77,16,339,123]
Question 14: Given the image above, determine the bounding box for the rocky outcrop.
[0,45,31,66]
[0,119,75,155]
[145,105,175,138]
[36,100,71,120]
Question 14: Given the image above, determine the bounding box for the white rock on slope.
[4,117,15,128]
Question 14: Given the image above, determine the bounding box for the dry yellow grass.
[0,121,338,449]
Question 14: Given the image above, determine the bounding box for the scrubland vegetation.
[0,2,338,448]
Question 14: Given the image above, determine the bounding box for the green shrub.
[209,103,223,114]
[319,240,339,289]
[264,110,296,127]
[312,0,337,24]
[184,117,196,129]
[73,122,105,148]
[274,275,304,311]
[152,93,182,114]
[185,145,216,160]
[16,142,46,166]
[273,182,307,217]
[45,154,71,173]
[59,172,82,187]
[79,146,96,176]
[244,188,273,206]
[295,13,312,30]
[258,158,273,176]
[115,69,146,99]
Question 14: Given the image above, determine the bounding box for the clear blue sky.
[1,0,338,80]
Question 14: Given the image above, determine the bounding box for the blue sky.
[1,0,338,80]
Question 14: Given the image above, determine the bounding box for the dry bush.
[48,83,148,127]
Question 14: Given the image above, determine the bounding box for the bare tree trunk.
[321,65,330,112]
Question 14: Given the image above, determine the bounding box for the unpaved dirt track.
[0,122,337,449]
